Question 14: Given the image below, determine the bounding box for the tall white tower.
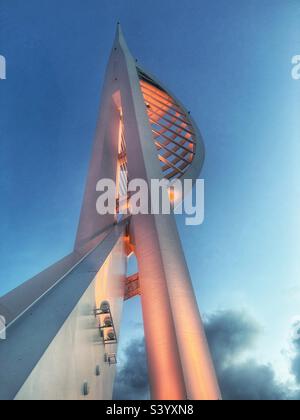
[0,25,221,401]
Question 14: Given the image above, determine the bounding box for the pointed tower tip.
[115,21,123,39]
[113,22,133,59]
[114,22,126,47]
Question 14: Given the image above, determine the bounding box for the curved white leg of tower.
[132,215,187,400]
[154,213,222,400]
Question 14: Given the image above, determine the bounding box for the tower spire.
[113,21,133,60]
[115,21,122,40]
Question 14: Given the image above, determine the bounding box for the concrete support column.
[154,213,221,400]
[132,214,186,400]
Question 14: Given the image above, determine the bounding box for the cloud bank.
[113,310,300,400]
[206,310,300,400]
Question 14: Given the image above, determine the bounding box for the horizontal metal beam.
[152,128,195,155]
[155,141,192,165]
[150,118,196,145]
[144,97,193,127]
[140,80,171,102]
[158,154,184,175]
[141,87,187,118]
[124,273,140,301]
[147,107,195,137]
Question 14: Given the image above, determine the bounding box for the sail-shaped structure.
[0,25,221,401]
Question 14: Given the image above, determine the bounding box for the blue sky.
[0,0,300,393]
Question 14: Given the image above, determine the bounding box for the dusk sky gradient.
[0,0,300,399]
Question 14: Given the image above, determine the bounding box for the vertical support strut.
[131,216,187,400]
